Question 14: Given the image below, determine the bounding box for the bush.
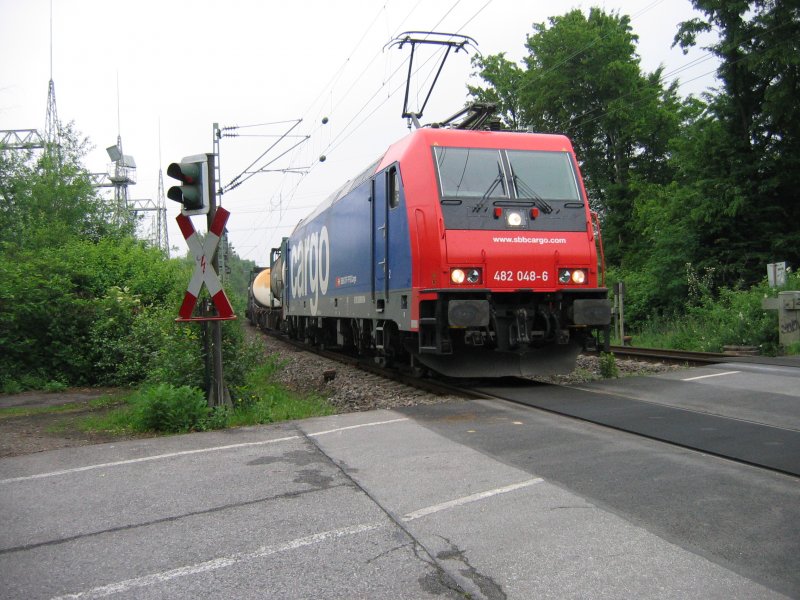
[0,233,264,392]
[77,356,333,437]
[0,237,191,389]
[631,270,800,354]
[221,322,269,395]
[43,380,68,393]
[0,128,263,393]
[130,384,210,433]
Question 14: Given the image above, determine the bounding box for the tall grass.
[227,356,334,427]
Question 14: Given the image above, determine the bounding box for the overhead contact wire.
[239,0,473,259]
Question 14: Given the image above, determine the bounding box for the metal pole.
[205,152,231,408]
[201,315,210,393]
[614,281,626,344]
[618,281,626,345]
[213,123,225,284]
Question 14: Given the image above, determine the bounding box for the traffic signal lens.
[166,155,210,216]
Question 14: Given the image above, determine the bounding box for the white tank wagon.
[246,266,282,330]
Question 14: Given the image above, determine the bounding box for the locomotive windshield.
[507,150,580,201]
[433,148,508,199]
[433,146,586,232]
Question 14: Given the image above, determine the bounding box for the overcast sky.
[0,0,717,265]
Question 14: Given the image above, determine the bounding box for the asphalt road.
[1,360,798,599]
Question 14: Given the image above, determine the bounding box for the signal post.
[167,153,235,408]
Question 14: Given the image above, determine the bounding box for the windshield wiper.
[474,168,505,213]
[512,174,553,214]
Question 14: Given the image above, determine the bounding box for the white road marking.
[401,478,544,522]
[50,522,383,599]
[48,476,545,596]
[1,417,410,485]
[308,417,409,437]
[682,370,741,382]
[0,436,301,484]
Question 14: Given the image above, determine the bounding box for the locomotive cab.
[404,129,611,377]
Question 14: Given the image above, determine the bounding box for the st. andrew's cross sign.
[176,206,236,322]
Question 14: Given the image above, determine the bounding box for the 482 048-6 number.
[493,270,549,282]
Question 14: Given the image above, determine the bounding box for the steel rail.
[603,346,730,365]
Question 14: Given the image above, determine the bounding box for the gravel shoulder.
[0,327,681,458]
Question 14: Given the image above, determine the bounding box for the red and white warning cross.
[176,207,236,321]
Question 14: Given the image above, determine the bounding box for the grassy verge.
[618,273,800,355]
[74,354,334,437]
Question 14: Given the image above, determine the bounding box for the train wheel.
[409,354,428,378]
[353,319,371,357]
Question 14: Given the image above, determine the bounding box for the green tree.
[0,124,261,393]
[468,53,526,130]
[470,8,682,264]
[674,0,800,284]
[221,240,257,300]
[0,123,129,252]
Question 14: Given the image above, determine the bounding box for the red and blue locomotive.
[259,123,611,377]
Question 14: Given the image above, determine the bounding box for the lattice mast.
[107,75,139,229]
[44,81,59,147]
[110,134,131,226]
[155,137,169,253]
[44,0,61,156]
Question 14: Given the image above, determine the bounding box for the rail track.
[258,327,484,400]
[603,345,730,365]
[258,325,725,397]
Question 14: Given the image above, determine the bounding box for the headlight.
[451,268,482,285]
[506,211,523,227]
[559,268,588,284]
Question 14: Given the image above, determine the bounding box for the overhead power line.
[236,0,487,261]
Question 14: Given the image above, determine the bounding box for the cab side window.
[388,166,400,209]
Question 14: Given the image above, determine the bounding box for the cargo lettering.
[291,225,330,315]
